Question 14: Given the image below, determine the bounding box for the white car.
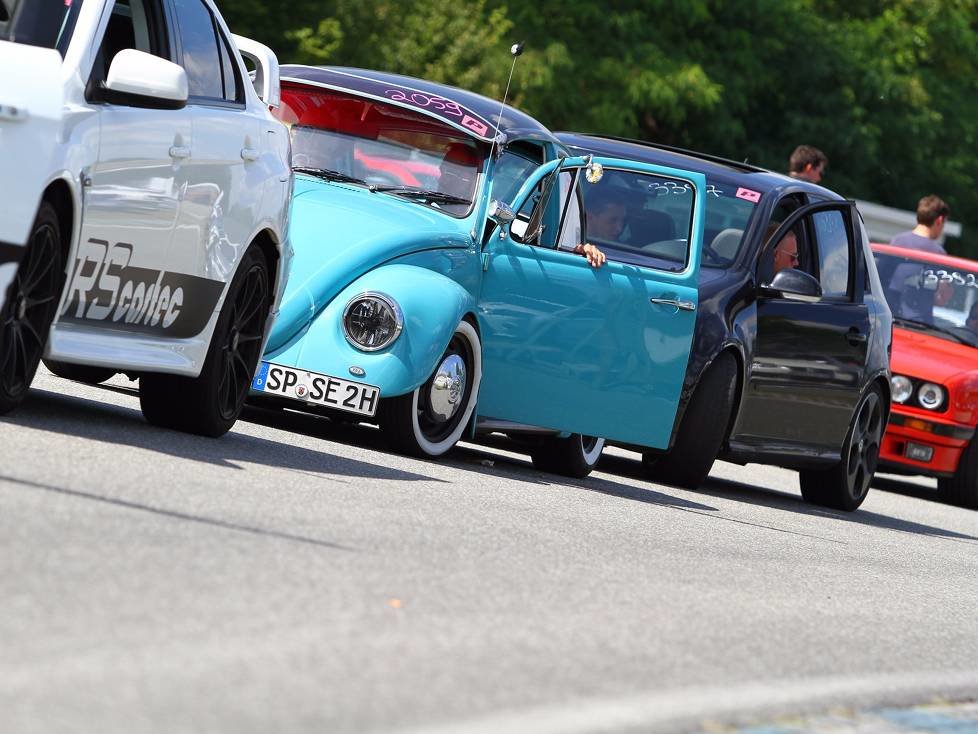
[0,0,292,436]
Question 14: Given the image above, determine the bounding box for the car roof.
[556,132,842,199]
[279,65,558,146]
[871,242,978,272]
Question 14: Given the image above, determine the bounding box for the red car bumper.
[880,409,975,477]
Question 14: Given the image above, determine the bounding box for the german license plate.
[905,442,934,462]
[252,362,380,417]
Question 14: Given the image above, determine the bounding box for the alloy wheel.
[216,263,268,420]
[846,390,883,501]
[0,218,60,399]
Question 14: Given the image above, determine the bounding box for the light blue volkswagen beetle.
[250,66,708,477]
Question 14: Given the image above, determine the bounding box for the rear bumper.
[879,410,974,477]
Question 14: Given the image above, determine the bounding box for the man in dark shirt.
[889,195,950,322]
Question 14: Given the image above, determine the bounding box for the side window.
[216,24,242,103]
[758,194,814,284]
[812,209,852,298]
[579,169,696,271]
[89,0,169,89]
[171,0,223,101]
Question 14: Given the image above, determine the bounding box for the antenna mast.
[488,41,524,163]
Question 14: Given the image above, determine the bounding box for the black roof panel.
[280,65,557,145]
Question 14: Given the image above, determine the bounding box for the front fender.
[263,264,476,397]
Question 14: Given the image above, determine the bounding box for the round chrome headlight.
[342,292,403,352]
[917,382,945,411]
[890,375,913,404]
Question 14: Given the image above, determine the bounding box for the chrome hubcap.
[428,353,466,422]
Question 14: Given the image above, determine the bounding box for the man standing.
[889,195,950,321]
[890,194,949,255]
[788,145,828,184]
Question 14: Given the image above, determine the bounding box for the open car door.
[476,155,706,449]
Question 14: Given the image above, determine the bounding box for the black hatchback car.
[557,133,893,511]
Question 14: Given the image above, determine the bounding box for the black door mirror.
[760,268,823,301]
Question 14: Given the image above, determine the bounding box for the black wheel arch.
[666,341,745,451]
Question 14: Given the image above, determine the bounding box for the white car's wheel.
[379,320,481,458]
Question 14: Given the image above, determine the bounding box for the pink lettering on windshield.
[736,187,761,203]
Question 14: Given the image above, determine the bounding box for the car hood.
[267,177,475,351]
[891,327,978,384]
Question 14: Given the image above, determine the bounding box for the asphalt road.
[3,367,978,734]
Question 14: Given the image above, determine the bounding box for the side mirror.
[760,268,823,301]
[488,199,516,226]
[233,34,281,108]
[103,49,187,109]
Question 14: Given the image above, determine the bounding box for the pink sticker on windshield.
[736,187,761,203]
[460,115,489,137]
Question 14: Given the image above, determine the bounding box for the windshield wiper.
[293,166,368,187]
[369,185,472,206]
[894,317,971,345]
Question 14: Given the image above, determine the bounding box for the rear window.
[1,0,83,56]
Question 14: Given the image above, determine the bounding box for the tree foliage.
[217,0,978,254]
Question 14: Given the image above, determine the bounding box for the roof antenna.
[488,41,524,162]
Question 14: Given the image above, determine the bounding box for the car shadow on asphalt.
[598,453,978,543]
[243,406,719,511]
[8,386,440,484]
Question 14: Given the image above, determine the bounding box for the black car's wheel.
[139,246,270,437]
[642,351,737,489]
[800,384,884,511]
[531,434,605,479]
[379,320,481,458]
[42,359,116,385]
[937,439,978,509]
[0,202,65,415]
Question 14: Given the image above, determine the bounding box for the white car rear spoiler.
[233,35,280,109]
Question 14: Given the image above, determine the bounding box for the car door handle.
[241,147,259,162]
[0,104,28,122]
[846,329,868,345]
[169,145,191,160]
[650,297,696,312]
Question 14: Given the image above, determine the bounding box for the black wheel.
[642,351,737,489]
[42,358,116,385]
[379,320,481,458]
[938,439,978,509]
[0,202,65,415]
[139,246,270,437]
[800,384,885,511]
[531,434,605,479]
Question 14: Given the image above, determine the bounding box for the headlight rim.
[917,381,946,411]
[342,291,404,353]
[890,374,913,404]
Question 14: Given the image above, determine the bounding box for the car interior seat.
[709,228,744,261]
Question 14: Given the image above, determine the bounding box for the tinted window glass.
[580,168,696,271]
[172,0,222,99]
[4,0,83,55]
[813,209,851,297]
[216,26,241,102]
[90,0,166,87]
[491,144,543,206]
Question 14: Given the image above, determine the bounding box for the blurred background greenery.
[218,0,978,255]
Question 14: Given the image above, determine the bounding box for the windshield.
[700,178,759,267]
[276,84,486,218]
[1,0,82,56]
[874,250,978,348]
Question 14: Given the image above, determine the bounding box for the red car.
[872,243,978,506]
